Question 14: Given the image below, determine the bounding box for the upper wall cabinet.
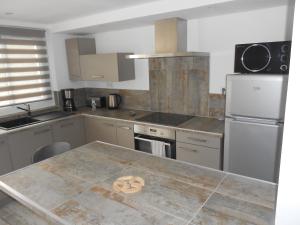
[65,38,96,80]
[80,53,135,82]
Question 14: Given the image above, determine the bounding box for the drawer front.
[176,130,221,149]
[176,142,220,169]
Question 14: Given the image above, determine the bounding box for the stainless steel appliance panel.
[224,118,283,182]
[226,74,288,120]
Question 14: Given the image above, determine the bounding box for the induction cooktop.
[136,112,193,127]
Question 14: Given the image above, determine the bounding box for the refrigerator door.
[226,74,288,120]
[224,117,283,182]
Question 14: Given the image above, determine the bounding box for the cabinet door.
[0,135,13,175]
[65,38,82,80]
[176,142,220,169]
[53,117,86,148]
[80,54,118,81]
[85,117,117,144]
[65,38,96,80]
[9,125,53,169]
[116,122,134,149]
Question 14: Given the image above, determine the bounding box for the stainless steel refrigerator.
[224,74,288,182]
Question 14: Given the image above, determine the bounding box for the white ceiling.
[0,0,161,24]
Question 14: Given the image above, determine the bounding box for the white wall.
[87,25,154,90]
[189,5,292,93]
[49,5,292,93]
[47,32,86,90]
[275,1,300,224]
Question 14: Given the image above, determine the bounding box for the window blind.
[0,26,52,107]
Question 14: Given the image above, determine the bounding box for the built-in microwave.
[234,41,291,74]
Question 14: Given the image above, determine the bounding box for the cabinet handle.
[119,126,131,130]
[178,146,198,153]
[92,75,104,78]
[188,137,207,143]
[60,122,74,128]
[34,128,51,135]
[103,123,114,127]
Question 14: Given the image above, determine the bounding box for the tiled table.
[0,142,276,225]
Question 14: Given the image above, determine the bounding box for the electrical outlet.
[222,88,226,95]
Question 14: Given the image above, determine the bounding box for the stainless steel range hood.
[126,18,209,59]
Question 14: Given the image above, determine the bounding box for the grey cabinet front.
[65,38,96,80]
[177,142,221,169]
[85,117,117,144]
[8,125,53,169]
[0,135,13,175]
[116,122,134,149]
[53,117,86,148]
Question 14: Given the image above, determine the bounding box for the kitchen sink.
[0,111,73,130]
[32,111,73,121]
[0,117,41,130]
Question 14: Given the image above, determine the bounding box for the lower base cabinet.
[84,117,134,149]
[176,142,221,169]
[0,135,13,175]
[85,117,117,144]
[52,117,86,148]
[116,122,134,149]
[8,125,53,170]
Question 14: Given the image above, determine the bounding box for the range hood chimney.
[126,18,208,59]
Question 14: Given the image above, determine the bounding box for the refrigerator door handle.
[230,116,282,125]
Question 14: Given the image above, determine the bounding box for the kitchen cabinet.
[85,117,117,144]
[177,142,220,169]
[116,121,134,149]
[8,125,53,170]
[52,117,86,148]
[80,53,135,82]
[65,38,96,80]
[0,135,13,175]
[176,130,222,169]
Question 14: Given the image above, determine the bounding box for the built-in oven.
[134,124,176,159]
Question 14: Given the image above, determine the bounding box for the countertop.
[80,107,225,137]
[0,142,276,225]
[0,107,224,137]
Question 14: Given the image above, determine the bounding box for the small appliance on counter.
[234,41,291,74]
[108,94,122,109]
[86,96,106,109]
[61,89,76,112]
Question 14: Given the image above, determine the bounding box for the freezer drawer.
[224,118,283,182]
[226,74,288,120]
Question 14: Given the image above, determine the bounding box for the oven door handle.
[163,142,171,147]
[134,136,155,143]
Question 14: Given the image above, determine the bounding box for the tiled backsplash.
[149,57,209,116]
[54,88,225,119]
[54,57,226,119]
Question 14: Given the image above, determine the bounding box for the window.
[0,26,52,107]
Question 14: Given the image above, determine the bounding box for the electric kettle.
[107,94,122,109]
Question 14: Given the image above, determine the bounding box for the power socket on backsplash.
[222,88,226,96]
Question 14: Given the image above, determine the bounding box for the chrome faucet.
[17,103,31,117]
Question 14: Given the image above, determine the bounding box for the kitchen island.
[0,141,276,225]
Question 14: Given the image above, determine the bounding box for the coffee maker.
[61,89,76,112]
